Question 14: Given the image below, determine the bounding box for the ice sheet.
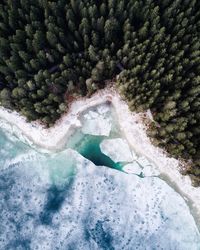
[0,149,199,250]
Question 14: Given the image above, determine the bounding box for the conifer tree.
[0,0,199,184]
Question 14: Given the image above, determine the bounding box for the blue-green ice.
[0,104,200,250]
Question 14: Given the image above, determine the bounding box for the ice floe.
[136,156,160,176]
[81,104,112,136]
[123,162,143,175]
[100,138,137,163]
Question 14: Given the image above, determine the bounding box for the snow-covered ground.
[0,87,200,229]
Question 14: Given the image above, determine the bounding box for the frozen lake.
[0,103,199,250]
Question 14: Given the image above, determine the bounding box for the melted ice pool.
[0,103,199,250]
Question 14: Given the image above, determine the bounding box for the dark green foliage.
[0,0,199,184]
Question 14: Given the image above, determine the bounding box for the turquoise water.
[72,134,123,170]
[0,104,200,250]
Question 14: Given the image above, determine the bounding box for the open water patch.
[71,134,124,171]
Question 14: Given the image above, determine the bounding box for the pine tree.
[0,0,199,184]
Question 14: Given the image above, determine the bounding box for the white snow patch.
[141,164,160,176]
[96,104,110,114]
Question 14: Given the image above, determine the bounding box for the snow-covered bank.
[111,91,200,229]
[0,87,200,228]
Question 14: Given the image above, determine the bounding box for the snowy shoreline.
[0,87,200,228]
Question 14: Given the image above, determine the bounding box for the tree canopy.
[0,0,199,185]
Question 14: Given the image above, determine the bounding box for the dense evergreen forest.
[0,0,199,184]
